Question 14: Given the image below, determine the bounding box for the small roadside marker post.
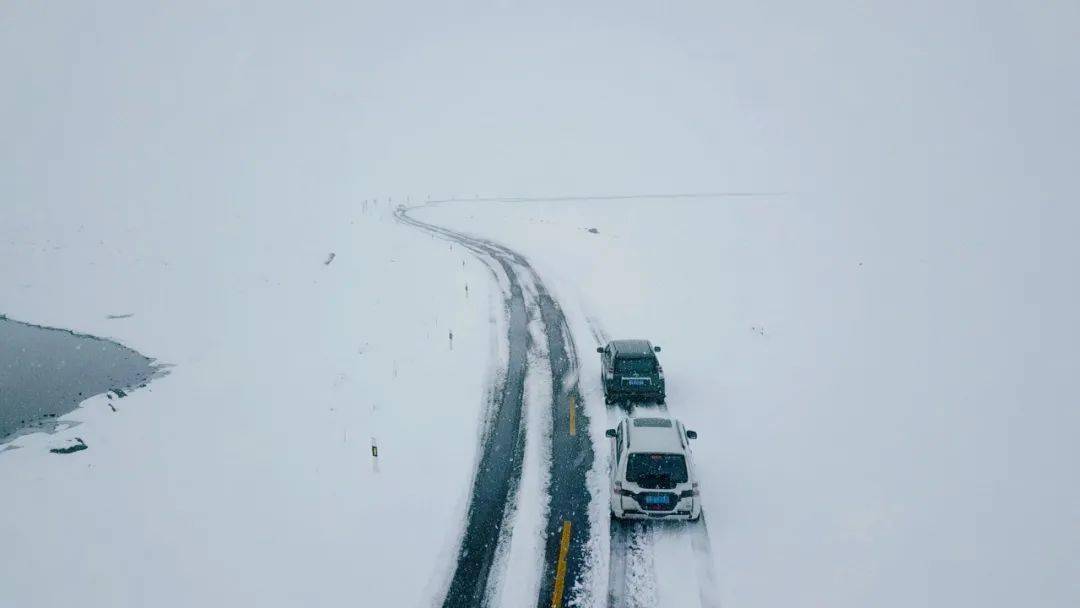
[449,330,454,351]
[371,436,379,473]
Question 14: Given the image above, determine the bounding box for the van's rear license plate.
[644,495,670,505]
[627,379,646,386]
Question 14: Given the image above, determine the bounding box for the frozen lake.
[0,317,161,443]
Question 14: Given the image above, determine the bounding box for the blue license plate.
[627,379,646,386]
[644,495,669,505]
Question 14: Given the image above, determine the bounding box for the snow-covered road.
[407,198,734,607]
[400,198,724,608]
[396,204,597,608]
[394,205,533,605]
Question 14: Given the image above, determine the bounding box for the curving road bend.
[395,205,594,608]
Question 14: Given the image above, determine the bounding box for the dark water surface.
[0,316,162,443]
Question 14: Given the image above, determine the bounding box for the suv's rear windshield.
[615,357,656,374]
[626,453,688,488]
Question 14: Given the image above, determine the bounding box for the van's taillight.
[680,483,699,498]
[614,482,632,496]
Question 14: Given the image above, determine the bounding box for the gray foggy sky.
[4,1,1076,205]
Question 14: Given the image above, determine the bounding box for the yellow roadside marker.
[569,396,577,436]
[550,520,572,607]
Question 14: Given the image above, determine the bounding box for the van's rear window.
[626,453,688,486]
[615,357,655,374]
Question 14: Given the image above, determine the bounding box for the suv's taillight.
[614,482,633,496]
[679,483,699,498]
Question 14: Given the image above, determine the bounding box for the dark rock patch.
[50,438,87,455]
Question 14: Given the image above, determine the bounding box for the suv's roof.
[610,339,655,357]
[627,416,685,454]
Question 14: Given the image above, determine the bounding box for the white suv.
[605,416,701,521]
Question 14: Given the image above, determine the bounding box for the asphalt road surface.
[396,205,594,608]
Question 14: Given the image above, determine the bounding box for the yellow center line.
[568,396,577,436]
[550,520,573,608]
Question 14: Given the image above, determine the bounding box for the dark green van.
[596,339,666,405]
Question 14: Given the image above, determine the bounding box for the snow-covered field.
[0,201,498,607]
[4,188,1075,607]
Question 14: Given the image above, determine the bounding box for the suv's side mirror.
[653,346,662,352]
[605,428,617,438]
[596,347,605,354]
[686,430,698,440]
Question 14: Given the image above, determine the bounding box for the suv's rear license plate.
[644,495,669,505]
[627,379,646,386]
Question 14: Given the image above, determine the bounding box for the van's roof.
[610,339,655,357]
[627,416,685,454]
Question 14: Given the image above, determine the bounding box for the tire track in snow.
[608,520,661,608]
[619,521,660,608]
[607,518,631,607]
[688,516,722,608]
